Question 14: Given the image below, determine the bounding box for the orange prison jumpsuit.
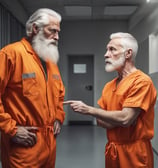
[0,38,65,168]
[98,70,157,168]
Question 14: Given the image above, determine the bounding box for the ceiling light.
[104,6,138,16]
[64,6,92,16]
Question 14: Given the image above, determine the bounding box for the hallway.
[56,126,107,168]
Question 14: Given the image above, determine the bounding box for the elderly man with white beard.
[0,8,65,168]
[64,32,157,168]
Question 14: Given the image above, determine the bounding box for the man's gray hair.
[26,8,62,37]
[110,32,138,61]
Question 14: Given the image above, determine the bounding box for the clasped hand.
[11,126,38,147]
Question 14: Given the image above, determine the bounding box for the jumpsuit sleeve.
[0,49,17,136]
[123,80,157,112]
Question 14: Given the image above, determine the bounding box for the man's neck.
[117,66,137,82]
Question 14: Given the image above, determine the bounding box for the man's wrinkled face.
[104,38,126,72]
[42,16,60,41]
[32,16,60,64]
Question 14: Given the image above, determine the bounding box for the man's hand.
[63,100,91,115]
[11,126,38,147]
[54,120,61,136]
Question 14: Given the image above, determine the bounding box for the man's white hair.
[110,32,138,62]
[26,8,62,37]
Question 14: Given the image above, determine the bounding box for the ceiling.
[0,0,157,25]
[18,0,145,20]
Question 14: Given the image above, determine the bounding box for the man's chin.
[48,54,59,64]
[38,53,59,64]
[105,66,115,72]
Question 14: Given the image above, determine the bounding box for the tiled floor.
[56,125,107,168]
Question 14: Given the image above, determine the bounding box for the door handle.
[85,85,93,91]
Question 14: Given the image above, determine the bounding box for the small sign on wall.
[73,64,87,74]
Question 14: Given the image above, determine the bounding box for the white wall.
[149,33,158,74]
[129,6,158,74]
[129,5,158,44]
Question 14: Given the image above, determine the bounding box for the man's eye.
[50,29,56,33]
[48,29,59,34]
[110,47,115,51]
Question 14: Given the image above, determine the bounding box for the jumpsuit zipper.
[38,58,51,117]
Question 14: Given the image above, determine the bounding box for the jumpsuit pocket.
[22,73,39,96]
[128,140,149,167]
[52,79,60,106]
[52,77,64,100]
[135,141,149,167]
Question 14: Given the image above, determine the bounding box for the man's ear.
[125,49,132,59]
[32,23,39,35]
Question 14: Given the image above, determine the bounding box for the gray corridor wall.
[0,3,25,49]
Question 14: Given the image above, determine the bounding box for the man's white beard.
[105,53,125,72]
[32,30,59,64]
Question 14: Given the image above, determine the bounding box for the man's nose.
[104,50,110,58]
[53,33,59,41]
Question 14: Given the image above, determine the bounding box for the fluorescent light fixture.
[104,6,138,15]
[64,6,92,16]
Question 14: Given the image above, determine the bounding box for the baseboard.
[68,120,93,125]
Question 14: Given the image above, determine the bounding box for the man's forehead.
[46,17,61,31]
[107,38,123,48]
[48,15,60,24]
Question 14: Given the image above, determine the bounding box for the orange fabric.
[0,38,65,167]
[98,70,157,168]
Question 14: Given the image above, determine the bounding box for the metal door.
[68,55,94,125]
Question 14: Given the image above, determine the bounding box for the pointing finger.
[63,101,73,105]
